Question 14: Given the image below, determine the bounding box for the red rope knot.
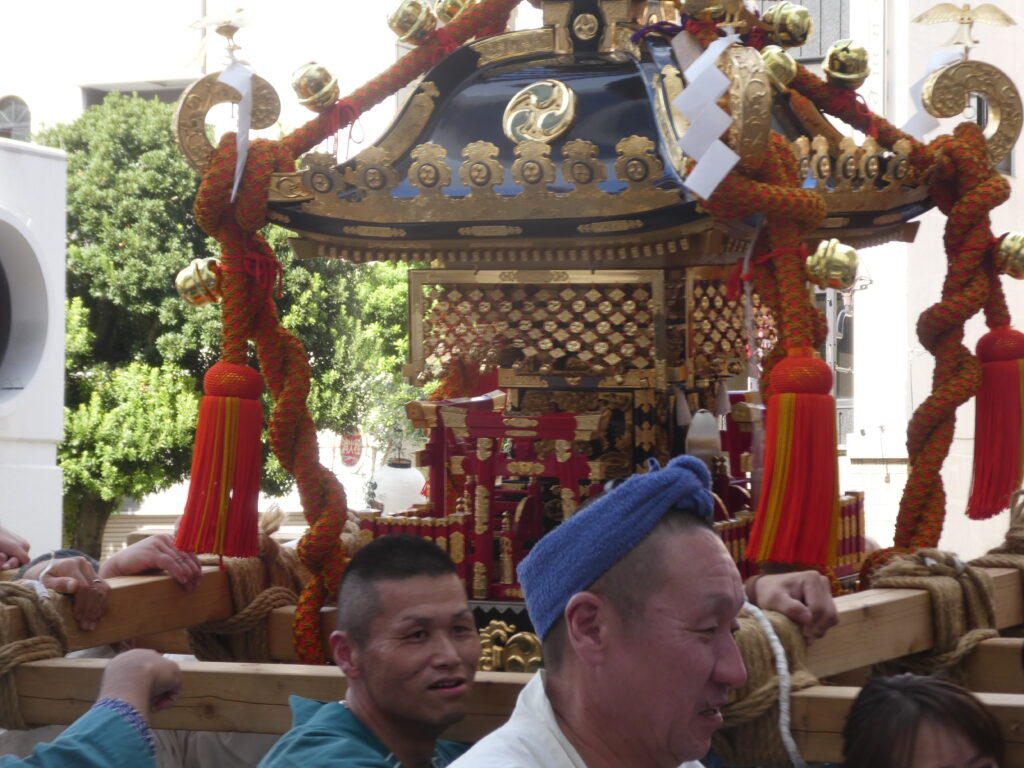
[221,252,284,298]
[725,244,806,302]
[328,100,359,138]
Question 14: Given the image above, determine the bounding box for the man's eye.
[405,630,427,641]
[452,624,474,635]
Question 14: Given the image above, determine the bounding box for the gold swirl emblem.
[503,80,578,145]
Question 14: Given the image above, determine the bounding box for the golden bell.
[291,62,340,113]
[761,45,798,92]
[435,0,474,24]
[763,2,813,49]
[806,239,859,290]
[823,39,869,91]
[388,0,438,44]
[996,232,1024,279]
[175,258,222,306]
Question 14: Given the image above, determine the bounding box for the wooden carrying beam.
[14,659,529,742]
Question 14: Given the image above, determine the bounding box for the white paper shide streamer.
[217,55,255,203]
[671,33,742,199]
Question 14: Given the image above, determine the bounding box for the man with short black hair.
[259,535,479,768]
[451,454,837,768]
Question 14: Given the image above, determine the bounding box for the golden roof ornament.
[822,39,870,91]
[912,3,1016,59]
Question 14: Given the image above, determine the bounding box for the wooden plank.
[15,659,529,739]
[792,685,1024,763]
[805,567,1023,678]
[964,638,1024,694]
[1,568,233,650]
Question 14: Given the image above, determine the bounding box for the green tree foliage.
[38,93,416,555]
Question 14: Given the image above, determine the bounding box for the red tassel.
[176,362,263,557]
[746,348,840,567]
[966,327,1024,519]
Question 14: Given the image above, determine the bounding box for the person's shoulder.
[259,700,379,767]
[435,739,470,764]
[447,723,547,767]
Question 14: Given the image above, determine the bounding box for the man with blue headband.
[450,455,836,768]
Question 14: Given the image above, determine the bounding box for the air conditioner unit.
[0,138,65,552]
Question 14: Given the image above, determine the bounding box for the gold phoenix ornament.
[912,3,1016,58]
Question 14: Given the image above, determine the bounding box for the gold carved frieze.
[478,620,543,673]
[449,531,465,563]
[792,134,930,215]
[721,45,772,171]
[458,225,524,237]
[577,219,644,234]
[350,81,441,173]
[460,141,505,197]
[343,226,407,238]
[615,136,665,191]
[562,139,607,196]
[472,28,557,67]
[512,141,557,194]
[506,461,546,475]
[409,143,452,197]
[273,136,680,226]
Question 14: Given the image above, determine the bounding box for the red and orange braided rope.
[192,0,519,663]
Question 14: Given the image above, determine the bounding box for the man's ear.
[563,591,612,665]
[329,630,362,678]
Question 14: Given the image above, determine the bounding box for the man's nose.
[716,635,748,690]
[432,633,461,667]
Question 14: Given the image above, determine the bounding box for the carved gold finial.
[806,239,859,290]
[912,3,1016,59]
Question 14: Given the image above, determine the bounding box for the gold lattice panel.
[407,270,666,389]
[686,266,776,385]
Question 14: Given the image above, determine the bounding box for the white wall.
[0,139,66,552]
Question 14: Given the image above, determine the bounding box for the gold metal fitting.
[175,258,222,306]
[435,0,474,24]
[291,62,340,113]
[806,239,859,290]
[761,45,798,92]
[823,39,870,91]
[388,0,438,44]
[996,232,1024,279]
[763,2,814,49]
[682,1,725,19]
